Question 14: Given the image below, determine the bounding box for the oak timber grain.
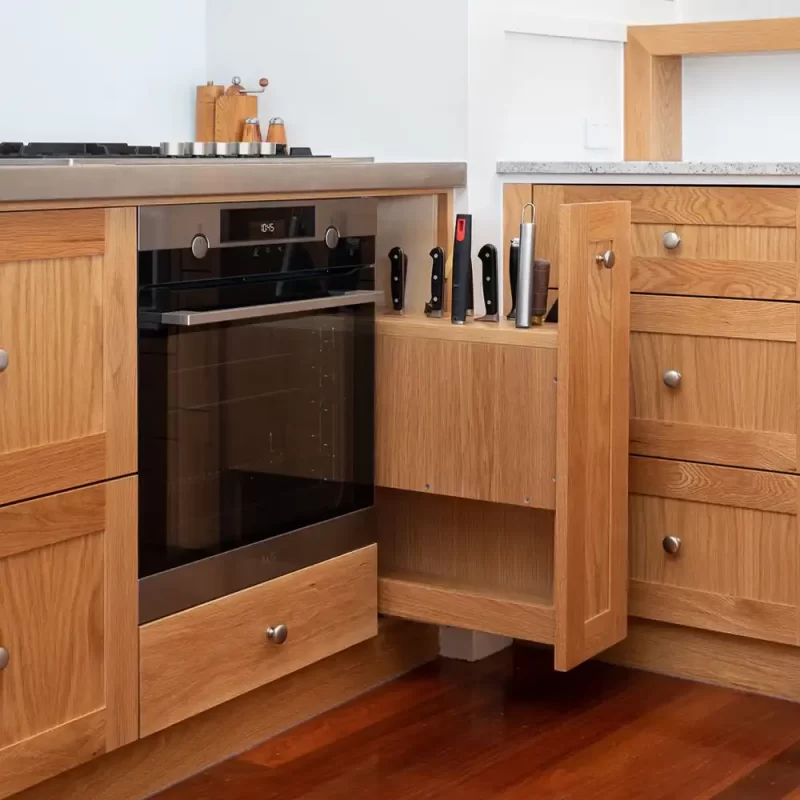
[376,489,555,599]
[629,18,800,56]
[379,573,555,643]
[376,312,558,348]
[0,710,105,800]
[103,208,137,478]
[139,546,378,736]
[0,531,105,752]
[375,317,558,509]
[0,434,107,507]
[502,183,533,312]
[552,185,799,227]
[630,493,796,606]
[632,222,796,261]
[0,255,105,456]
[624,32,682,161]
[103,477,138,750]
[630,419,796,473]
[0,482,106,559]
[630,456,798,515]
[532,184,565,287]
[630,222,796,299]
[0,477,138,798]
[0,209,105,263]
[18,619,437,800]
[630,295,797,341]
[554,200,631,669]
[629,581,797,646]
[604,618,800,703]
[631,332,796,433]
[632,257,797,299]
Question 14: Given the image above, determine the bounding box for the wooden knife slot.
[376,199,631,670]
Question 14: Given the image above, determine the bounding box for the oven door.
[138,291,379,623]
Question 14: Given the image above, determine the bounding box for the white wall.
[205,0,468,162]
[678,0,800,161]
[0,0,205,143]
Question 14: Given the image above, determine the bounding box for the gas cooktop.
[0,142,327,159]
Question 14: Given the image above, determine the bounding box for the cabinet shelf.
[379,571,555,644]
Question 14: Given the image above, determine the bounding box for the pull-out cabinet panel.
[377,201,631,670]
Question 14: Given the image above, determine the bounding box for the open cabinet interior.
[375,200,632,670]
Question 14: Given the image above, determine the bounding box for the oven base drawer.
[139,545,377,736]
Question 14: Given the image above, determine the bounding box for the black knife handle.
[478,244,498,317]
[389,246,406,311]
[428,247,445,312]
[451,215,472,324]
[507,238,520,320]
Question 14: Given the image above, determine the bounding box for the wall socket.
[584,118,613,150]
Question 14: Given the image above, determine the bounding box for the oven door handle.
[144,290,385,327]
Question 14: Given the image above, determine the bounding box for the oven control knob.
[191,233,210,259]
[324,225,340,250]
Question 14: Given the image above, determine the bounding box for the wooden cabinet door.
[554,200,631,670]
[0,477,137,799]
[0,209,136,505]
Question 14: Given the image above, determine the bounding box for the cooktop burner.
[0,142,325,159]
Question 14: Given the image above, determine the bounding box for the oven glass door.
[138,301,375,586]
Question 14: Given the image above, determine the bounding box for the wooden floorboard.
[153,644,800,800]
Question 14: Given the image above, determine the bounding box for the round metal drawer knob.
[0,647,9,671]
[266,624,288,645]
[662,536,682,555]
[324,225,341,250]
[663,369,682,388]
[190,233,210,260]
[663,231,682,250]
[595,250,615,269]
[0,349,8,372]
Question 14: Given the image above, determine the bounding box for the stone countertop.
[0,159,467,206]
[497,161,800,186]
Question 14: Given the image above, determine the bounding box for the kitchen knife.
[451,215,472,324]
[467,260,474,317]
[507,237,520,320]
[389,246,407,313]
[424,247,445,317]
[476,244,499,322]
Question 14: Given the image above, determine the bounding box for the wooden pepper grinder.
[266,117,287,147]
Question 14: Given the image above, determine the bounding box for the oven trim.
[139,507,376,624]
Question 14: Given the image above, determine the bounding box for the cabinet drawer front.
[629,457,798,644]
[631,223,797,299]
[139,545,378,736]
[630,296,798,471]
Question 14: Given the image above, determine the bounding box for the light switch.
[584,118,612,150]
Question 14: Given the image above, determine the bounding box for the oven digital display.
[220,206,316,242]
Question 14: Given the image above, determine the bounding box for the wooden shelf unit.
[375,200,631,670]
[625,18,800,160]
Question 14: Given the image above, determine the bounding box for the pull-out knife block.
[375,200,632,670]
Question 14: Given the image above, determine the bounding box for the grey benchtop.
[0,159,467,205]
[497,161,800,186]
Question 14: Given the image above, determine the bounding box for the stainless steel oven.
[137,199,379,623]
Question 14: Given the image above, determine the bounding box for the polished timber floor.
[154,644,800,799]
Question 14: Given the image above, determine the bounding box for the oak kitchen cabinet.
[0,208,139,798]
[504,182,800,652]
